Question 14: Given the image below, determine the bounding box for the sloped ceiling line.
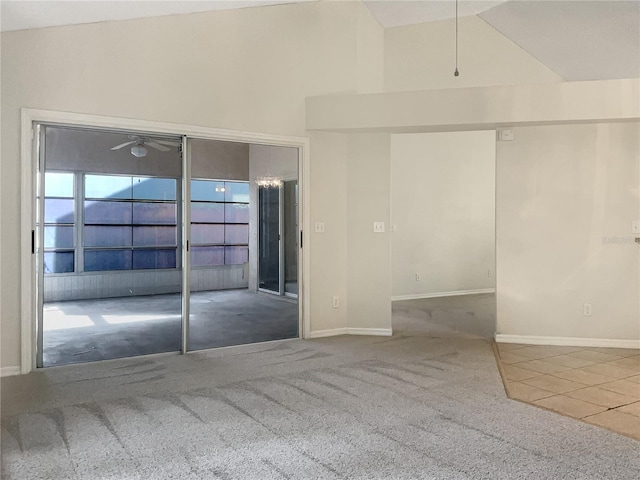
[2,0,638,82]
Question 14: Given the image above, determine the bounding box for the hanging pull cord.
[454,0,460,77]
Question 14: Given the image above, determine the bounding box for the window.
[190,180,249,267]
[43,172,75,273]
[83,175,178,271]
[43,174,249,273]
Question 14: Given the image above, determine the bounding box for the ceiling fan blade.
[111,140,137,150]
[154,140,181,147]
[145,141,171,152]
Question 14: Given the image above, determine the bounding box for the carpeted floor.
[2,294,639,479]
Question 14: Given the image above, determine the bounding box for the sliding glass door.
[38,125,183,367]
[185,139,299,350]
[37,128,301,367]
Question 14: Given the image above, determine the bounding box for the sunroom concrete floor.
[43,289,299,367]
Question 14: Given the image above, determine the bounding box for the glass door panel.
[283,180,298,297]
[258,186,281,293]
[187,138,252,350]
[187,140,300,350]
[39,125,183,367]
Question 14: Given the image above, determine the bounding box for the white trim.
[391,288,495,302]
[21,108,311,374]
[307,328,349,338]
[21,111,37,374]
[1,367,21,377]
[346,328,393,336]
[307,328,393,339]
[495,334,640,349]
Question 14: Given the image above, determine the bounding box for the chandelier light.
[256,176,283,188]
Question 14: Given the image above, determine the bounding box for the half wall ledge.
[306,78,640,133]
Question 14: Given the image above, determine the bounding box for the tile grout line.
[494,344,640,441]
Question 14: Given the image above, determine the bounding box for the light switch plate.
[373,222,385,233]
[632,221,640,234]
[314,222,325,233]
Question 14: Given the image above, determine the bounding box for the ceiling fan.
[110,135,181,158]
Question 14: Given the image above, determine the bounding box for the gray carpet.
[2,294,639,479]
[43,289,299,366]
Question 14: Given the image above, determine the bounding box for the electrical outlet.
[415,273,421,281]
[584,303,592,316]
[633,221,640,234]
[488,269,493,277]
[314,222,325,233]
[332,296,339,308]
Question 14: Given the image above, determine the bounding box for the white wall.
[356,0,384,94]
[496,123,640,343]
[307,132,349,333]
[346,133,392,332]
[0,1,379,370]
[306,79,640,132]
[391,131,496,299]
[384,15,563,92]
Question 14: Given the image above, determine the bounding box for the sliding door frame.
[180,135,190,354]
[35,125,45,368]
[20,108,310,374]
[282,179,299,299]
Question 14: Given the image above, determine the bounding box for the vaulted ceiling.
[2,0,639,81]
[363,0,508,27]
[479,1,640,81]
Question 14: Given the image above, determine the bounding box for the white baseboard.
[495,334,640,349]
[392,288,495,302]
[1,366,21,377]
[307,328,349,338]
[346,328,393,337]
[307,328,393,339]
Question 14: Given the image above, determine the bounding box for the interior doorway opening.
[258,179,298,297]
[390,130,497,339]
[35,123,302,367]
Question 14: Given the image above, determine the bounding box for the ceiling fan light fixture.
[130,144,148,158]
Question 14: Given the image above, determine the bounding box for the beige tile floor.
[494,343,640,440]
